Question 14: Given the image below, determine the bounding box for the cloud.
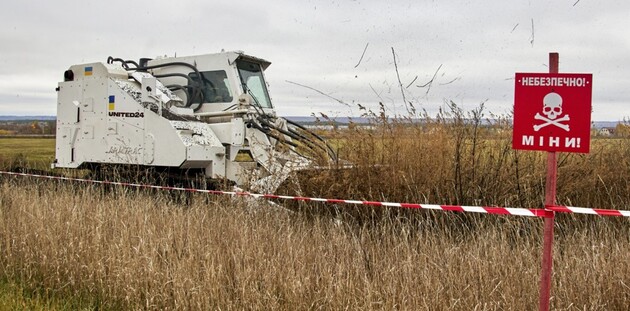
[0,0,628,120]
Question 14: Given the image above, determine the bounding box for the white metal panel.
[100,79,146,165]
[55,80,83,167]
[72,78,108,164]
[141,77,157,103]
[81,97,94,112]
[107,122,118,135]
[231,117,244,146]
[81,125,94,139]
[207,123,232,144]
[144,133,155,164]
[143,114,186,167]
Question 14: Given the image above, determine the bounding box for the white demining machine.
[53,51,336,192]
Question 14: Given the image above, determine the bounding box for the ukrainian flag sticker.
[84,66,93,76]
[108,95,115,110]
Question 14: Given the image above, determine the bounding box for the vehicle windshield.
[236,59,272,108]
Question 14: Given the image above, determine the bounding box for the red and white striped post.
[539,52,559,311]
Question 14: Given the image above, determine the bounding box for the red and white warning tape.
[1,171,629,218]
[547,205,630,217]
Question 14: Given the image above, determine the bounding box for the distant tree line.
[0,120,56,135]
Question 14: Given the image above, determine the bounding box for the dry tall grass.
[0,177,629,310]
[293,103,630,211]
[1,104,630,309]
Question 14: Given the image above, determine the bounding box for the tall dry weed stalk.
[292,101,630,212]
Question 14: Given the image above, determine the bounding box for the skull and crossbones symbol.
[533,92,570,132]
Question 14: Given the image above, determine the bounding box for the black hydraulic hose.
[129,73,200,107]
[285,118,336,150]
[274,138,316,161]
[282,120,337,161]
[273,131,324,161]
[277,122,331,155]
[256,117,331,159]
[165,85,191,104]
[285,118,338,161]
[134,62,206,109]
[107,57,139,69]
[246,119,317,161]
[154,73,196,85]
[122,61,200,76]
[156,73,202,107]
[184,85,204,107]
[257,116,312,146]
[107,56,126,67]
[247,121,299,148]
[286,127,337,161]
[285,131,332,160]
[241,94,318,161]
[107,57,206,109]
[222,104,237,111]
[164,85,203,110]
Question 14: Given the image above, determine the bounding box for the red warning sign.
[512,73,592,153]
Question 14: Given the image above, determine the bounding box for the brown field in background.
[1,105,629,310]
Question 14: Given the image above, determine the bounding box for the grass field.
[1,113,629,310]
[0,137,55,171]
[0,179,628,310]
[0,278,99,311]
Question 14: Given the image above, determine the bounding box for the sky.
[0,0,628,120]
